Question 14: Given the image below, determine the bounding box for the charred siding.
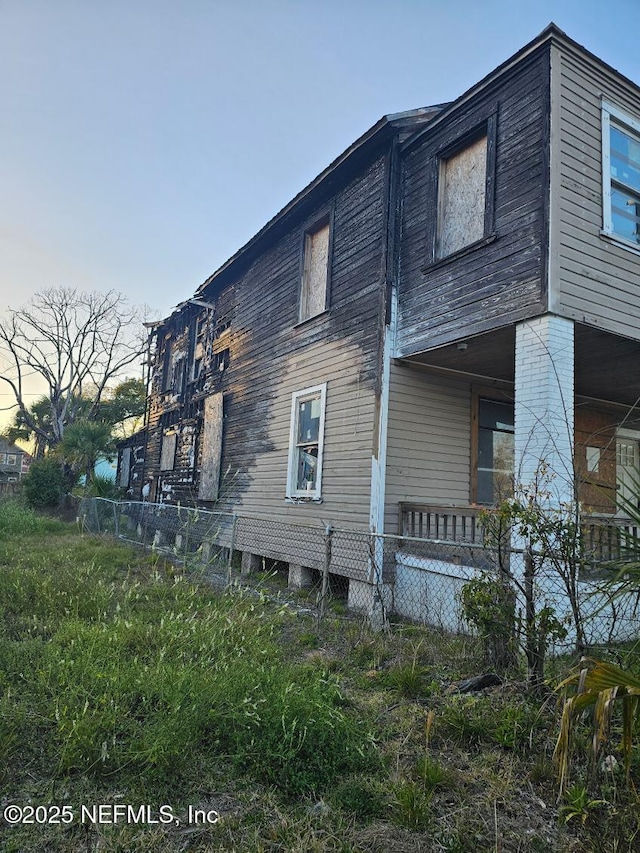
[397,47,550,357]
[213,155,389,526]
[143,153,390,528]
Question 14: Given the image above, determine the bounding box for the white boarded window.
[286,384,327,500]
[300,221,330,321]
[437,135,487,258]
[160,430,177,471]
[198,392,223,501]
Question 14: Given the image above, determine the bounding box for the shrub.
[22,458,66,508]
[460,572,517,671]
[0,499,65,538]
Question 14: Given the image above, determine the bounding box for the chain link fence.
[78,498,640,652]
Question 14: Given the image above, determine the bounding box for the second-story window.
[602,101,640,247]
[300,219,330,322]
[437,135,487,258]
[430,110,497,264]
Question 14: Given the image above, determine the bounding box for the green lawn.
[0,503,637,852]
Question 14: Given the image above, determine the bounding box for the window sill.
[599,229,640,258]
[421,233,497,274]
[294,309,330,330]
[285,495,323,504]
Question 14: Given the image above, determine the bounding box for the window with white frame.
[286,384,327,499]
[300,219,330,322]
[602,101,640,247]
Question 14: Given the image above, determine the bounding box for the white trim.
[601,99,640,243]
[369,292,395,533]
[601,101,612,235]
[285,383,327,501]
[616,427,640,441]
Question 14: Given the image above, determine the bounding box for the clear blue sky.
[1,0,639,324]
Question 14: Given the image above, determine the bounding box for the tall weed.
[0,538,376,797]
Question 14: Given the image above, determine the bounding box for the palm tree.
[58,419,114,488]
[554,475,640,792]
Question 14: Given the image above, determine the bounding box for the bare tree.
[0,288,145,450]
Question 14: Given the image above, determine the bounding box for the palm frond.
[554,658,640,791]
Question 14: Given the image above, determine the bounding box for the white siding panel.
[384,363,471,532]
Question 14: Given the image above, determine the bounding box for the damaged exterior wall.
[138,148,399,534]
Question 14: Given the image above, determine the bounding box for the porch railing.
[399,503,484,544]
[581,514,640,565]
[399,503,640,565]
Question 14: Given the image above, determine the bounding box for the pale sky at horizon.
[1,0,639,419]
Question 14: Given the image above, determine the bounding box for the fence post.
[369,533,389,633]
[226,514,237,588]
[113,501,119,537]
[318,524,333,622]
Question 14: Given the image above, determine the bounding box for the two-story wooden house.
[120,24,640,610]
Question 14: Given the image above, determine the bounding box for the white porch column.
[514,316,575,505]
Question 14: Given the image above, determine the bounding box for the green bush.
[22,458,66,508]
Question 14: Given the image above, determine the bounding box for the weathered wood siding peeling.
[142,150,393,529]
[213,155,390,527]
[396,47,550,358]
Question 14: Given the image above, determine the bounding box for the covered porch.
[388,317,640,564]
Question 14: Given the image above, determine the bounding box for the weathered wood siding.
[552,43,640,339]
[397,47,550,357]
[216,155,389,528]
[144,153,390,531]
[384,363,472,532]
[232,339,377,528]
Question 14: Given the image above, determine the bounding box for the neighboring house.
[0,439,28,482]
[119,24,640,609]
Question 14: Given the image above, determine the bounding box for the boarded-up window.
[198,392,223,501]
[300,221,330,321]
[437,135,487,258]
[160,430,177,471]
[119,447,131,487]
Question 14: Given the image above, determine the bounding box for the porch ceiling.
[400,322,640,409]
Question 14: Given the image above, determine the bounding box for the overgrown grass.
[0,535,376,804]
[1,519,638,851]
[0,498,67,539]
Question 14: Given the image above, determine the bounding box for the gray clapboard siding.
[397,47,549,357]
[554,43,640,339]
[384,363,471,533]
[234,338,376,529]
